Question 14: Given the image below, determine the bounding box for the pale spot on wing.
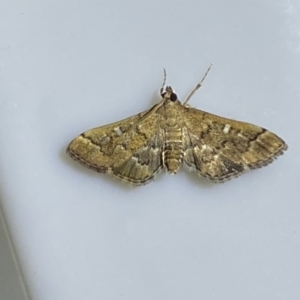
[242,164,250,171]
[223,124,231,134]
[201,144,213,151]
[114,127,123,136]
[100,135,110,145]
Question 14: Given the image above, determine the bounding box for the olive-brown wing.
[67,107,164,185]
[183,107,287,182]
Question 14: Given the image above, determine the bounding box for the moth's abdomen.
[164,129,183,174]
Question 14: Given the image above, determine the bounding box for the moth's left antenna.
[160,69,167,95]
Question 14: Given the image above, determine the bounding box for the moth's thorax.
[162,100,184,127]
[161,99,184,174]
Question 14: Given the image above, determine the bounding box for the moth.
[67,65,287,186]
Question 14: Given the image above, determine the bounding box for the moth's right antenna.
[183,63,213,105]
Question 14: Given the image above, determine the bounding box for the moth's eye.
[170,93,177,102]
[161,92,166,97]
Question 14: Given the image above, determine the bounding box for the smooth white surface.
[0,203,29,300]
[0,1,299,300]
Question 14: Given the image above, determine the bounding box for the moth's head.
[161,86,178,103]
